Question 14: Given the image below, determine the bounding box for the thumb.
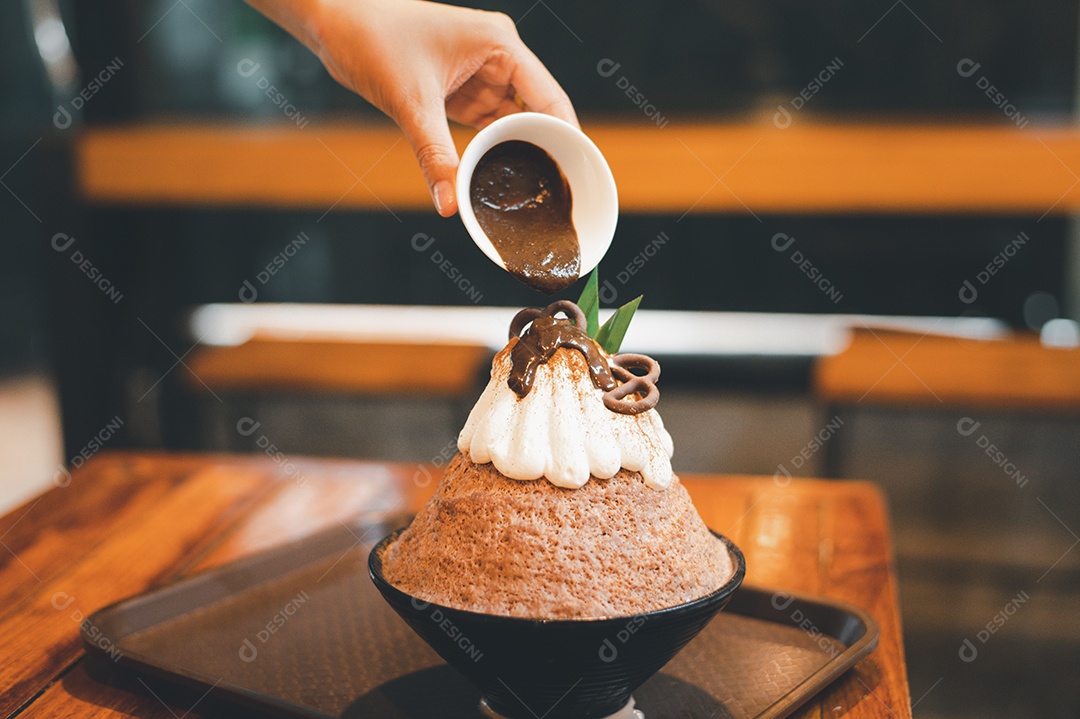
[397,100,459,217]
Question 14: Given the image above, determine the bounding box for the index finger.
[508,43,580,129]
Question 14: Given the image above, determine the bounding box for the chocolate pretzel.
[603,353,660,414]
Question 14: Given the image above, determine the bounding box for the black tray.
[82,522,879,719]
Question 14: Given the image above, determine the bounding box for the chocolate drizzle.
[507,303,615,398]
[507,301,661,415]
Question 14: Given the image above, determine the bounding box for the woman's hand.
[248,0,579,217]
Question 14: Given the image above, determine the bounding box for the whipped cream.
[458,344,674,489]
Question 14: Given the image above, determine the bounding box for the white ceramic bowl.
[456,113,618,281]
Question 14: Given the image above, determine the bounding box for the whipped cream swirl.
[458,343,674,490]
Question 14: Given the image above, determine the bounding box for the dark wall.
[73,0,1078,120]
[2,0,1076,454]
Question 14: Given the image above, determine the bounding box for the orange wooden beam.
[814,328,1080,411]
[77,121,1080,214]
[186,340,491,396]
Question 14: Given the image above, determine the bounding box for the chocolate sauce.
[470,141,580,294]
[506,302,662,415]
[508,316,615,398]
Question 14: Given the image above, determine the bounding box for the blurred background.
[2,1,1079,716]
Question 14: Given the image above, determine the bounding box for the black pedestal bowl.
[369,529,745,719]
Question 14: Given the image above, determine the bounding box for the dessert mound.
[381,453,733,619]
[459,342,674,490]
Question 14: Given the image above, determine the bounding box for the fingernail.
[433,180,454,216]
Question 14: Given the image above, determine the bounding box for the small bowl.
[456,112,619,281]
[369,529,745,719]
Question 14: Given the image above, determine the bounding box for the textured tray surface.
[88,525,876,719]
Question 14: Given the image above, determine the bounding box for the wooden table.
[0,452,911,718]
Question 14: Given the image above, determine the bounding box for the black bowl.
[369,529,745,719]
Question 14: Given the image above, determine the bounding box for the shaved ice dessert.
[380,300,734,619]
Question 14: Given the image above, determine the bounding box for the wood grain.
[4,453,910,718]
[0,463,274,716]
[684,476,911,719]
[818,489,912,718]
[0,454,254,623]
[181,459,432,575]
[814,328,1080,410]
[18,661,172,719]
[77,121,1080,214]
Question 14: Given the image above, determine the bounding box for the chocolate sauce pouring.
[507,301,660,415]
[470,141,581,294]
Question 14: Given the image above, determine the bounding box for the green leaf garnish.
[569,268,642,353]
[575,267,600,337]
[595,295,642,354]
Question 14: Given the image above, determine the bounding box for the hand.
[248,0,579,217]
